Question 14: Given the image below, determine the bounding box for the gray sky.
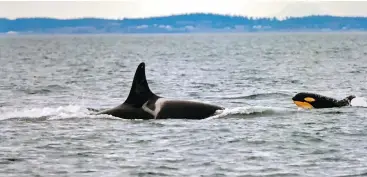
[1,1,367,19]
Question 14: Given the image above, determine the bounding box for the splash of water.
[0,105,117,121]
[351,97,367,107]
[208,106,290,119]
[0,105,291,121]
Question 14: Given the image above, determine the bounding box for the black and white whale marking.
[142,97,224,119]
[97,62,224,119]
[292,92,356,109]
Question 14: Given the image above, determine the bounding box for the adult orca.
[292,92,355,109]
[97,62,224,119]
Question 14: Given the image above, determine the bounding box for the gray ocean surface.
[1,33,367,177]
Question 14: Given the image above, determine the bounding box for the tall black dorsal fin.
[123,62,155,107]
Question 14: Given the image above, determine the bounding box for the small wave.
[337,172,367,177]
[320,110,345,115]
[207,106,291,119]
[16,84,69,95]
[351,97,367,107]
[294,107,352,115]
[22,88,52,94]
[0,105,118,121]
[0,105,293,121]
[0,158,24,165]
[209,92,292,100]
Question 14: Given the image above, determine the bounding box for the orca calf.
[292,92,355,109]
[97,62,224,119]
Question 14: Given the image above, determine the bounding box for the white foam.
[0,104,292,121]
[351,97,367,107]
[0,105,118,121]
[207,106,288,119]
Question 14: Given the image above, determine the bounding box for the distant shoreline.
[1,13,367,34]
[2,31,367,36]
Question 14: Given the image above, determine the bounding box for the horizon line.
[2,12,367,21]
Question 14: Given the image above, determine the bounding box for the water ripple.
[1,33,367,176]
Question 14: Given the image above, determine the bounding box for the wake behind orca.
[96,62,224,119]
[292,92,355,109]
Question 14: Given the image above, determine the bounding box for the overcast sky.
[1,1,367,19]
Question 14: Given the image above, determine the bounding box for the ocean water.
[1,33,367,177]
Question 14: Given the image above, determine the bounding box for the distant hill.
[1,13,367,34]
